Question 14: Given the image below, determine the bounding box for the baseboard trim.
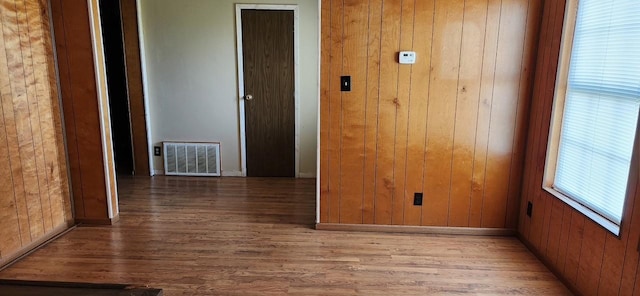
[315,223,516,236]
[76,215,119,226]
[518,234,579,295]
[0,222,75,271]
[221,170,243,177]
[298,172,316,178]
[152,170,164,176]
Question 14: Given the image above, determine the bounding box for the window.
[545,0,640,235]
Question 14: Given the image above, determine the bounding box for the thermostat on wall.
[399,51,416,64]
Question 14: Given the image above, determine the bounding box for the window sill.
[543,186,621,236]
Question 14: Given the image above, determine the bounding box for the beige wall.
[139,0,319,176]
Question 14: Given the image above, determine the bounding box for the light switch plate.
[399,51,416,64]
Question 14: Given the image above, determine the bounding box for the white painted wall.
[139,0,318,176]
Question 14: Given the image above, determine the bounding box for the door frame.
[235,4,300,177]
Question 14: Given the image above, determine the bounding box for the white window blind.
[555,0,640,225]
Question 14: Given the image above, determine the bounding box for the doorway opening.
[100,0,133,176]
[99,0,150,178]
[236,5,300,178]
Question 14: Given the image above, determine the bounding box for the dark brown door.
[241,10,295,177]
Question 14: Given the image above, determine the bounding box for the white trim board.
[136,0,155,176]
[298,172,316,179]
[87,0,117,217]
[315,0,321,223]
[235,4,301,178]
[221,170,243,177]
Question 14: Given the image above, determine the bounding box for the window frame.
[543,0,638,236]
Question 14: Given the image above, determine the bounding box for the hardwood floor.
[0,177,571,295]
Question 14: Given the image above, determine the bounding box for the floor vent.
[163,142,221,176]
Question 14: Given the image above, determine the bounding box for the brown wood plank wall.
[50,0,118,224]
[518,0,640,295]
[0,0,72,265]
[120,0,150,177]
[319,0,542,228]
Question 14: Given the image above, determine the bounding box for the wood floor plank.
[0,177,572,295]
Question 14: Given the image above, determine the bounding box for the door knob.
[245,94,254,101]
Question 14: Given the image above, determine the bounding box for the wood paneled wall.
[518,0,640,294]
[0,0,72,265]
[51,0,119,224]
[319,0,542,228]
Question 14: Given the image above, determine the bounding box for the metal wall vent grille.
[163,142,220,176]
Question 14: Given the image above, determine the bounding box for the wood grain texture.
[0,0,31,249]
[362,0,383,224]
[468,0,501,228]
[120,0,149,177]
[518,0,640,295]
[373,0,401,225]
[481,0,529,228]
[0,177,572,295]
[403,0,434,227]
[339,0,368,224]
[242,10,295,178]
[0,0,71,266]
[50,0,118,222]
[89,0,118,219]
[18,0,53,234]
[49,0,84,218]
[423,0,464,227]
[0,280,162,296]
[320,0,541,229]
[327,0,343,223]
[319,0,331,223]
[24,0,66,229]
[448,0,488,227]
[2,0,45,240]
[390,0,415,225]
[507,0,541,230]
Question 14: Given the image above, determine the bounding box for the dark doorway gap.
[99,0,134,176]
